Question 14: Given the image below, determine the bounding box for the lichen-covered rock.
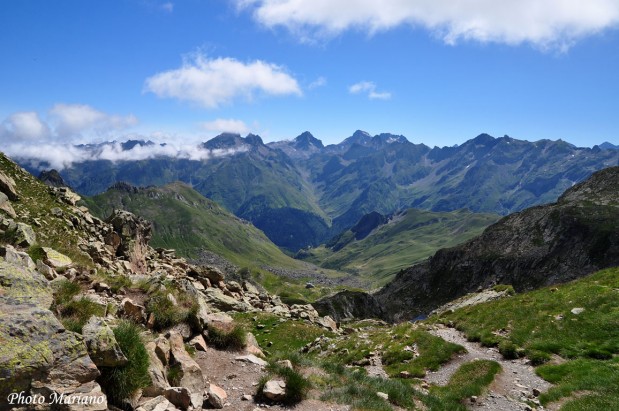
[82,316,128,367]
[42,246,73,268]
[202,288,253,312]
[136,395,178,411]
[0,191,16,218]
[15,222,36,247]
[143,341,170,397]
[1,244,36,270]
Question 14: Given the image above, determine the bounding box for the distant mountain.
[375,166,619,321]
[599,142,619,150]
[298,208,499,285]
[83,181,304,269]
[13,131,619,252]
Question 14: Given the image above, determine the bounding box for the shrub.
[206,322,247,350]
[98,320,151,407]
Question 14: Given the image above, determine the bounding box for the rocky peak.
[294,131,324,150]
[38,169,69,188]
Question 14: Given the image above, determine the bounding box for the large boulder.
[14,222,36,247]
[202,288,253,313]
[168,332,205,409]
[0,191,16,218]
[0,259,107,409]
[0,170,19,201]
[82,316,128,367]
[143,341,170,397]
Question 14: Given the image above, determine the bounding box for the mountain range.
[16,131,619,252]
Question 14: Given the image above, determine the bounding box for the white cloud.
[49,104,138,138]
[236,0,619,50]
[308,76,327,89]
[0,112,50,140]
[161,2,174,12]
[144,53,302,108]
[201,118,250,134]
[349,81,391,100]
[4,140,249,171]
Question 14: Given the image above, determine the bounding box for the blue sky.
[1,0,619,159]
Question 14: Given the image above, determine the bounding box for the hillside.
[298,208,499,286]
[15,131,619,252]
[374,166,619,321]
[83,181,304,270]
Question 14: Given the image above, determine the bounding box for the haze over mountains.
[15,131,619,252]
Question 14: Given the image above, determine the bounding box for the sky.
[1,0,619,165]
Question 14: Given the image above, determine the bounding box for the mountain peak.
[294,131,324,150]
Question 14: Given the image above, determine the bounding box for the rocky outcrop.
[376,166,619,321]
[0,258,107,410]
[314,290,384,322]
[106,209,152,274]
[168,332,205,409]
[82,316,128,367]
[0,170,19,201]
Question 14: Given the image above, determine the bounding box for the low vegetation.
[51,279,105,333]
[145,289,199,331]
[434,267,619,409]
[257,361,311,405]
[206,322,247,350]
[97,320,151,407]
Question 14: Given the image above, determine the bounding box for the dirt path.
[426,326,551,411]
[195,347,351,411]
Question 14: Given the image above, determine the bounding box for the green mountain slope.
[83,181,304,269]
[298,208,499,285]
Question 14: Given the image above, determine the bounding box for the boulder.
[36,259,58,280]
[203,288,253,312]
[245,332,264,357]
[163,386,192,410]
[143,341,170,397]
[1,244,36,270]
[0,170,19,201]
[169,332,205,408]
[189,334,208,352]
[15,222,36,247]
[82,316,128,367]
[122,297,146,323]
[42,246,73,268]
[235,354,268,367]
[154,336,171,365]
[207,383,228,409]
[262,379,286,401]
[136,395,178,411]
[316,315,338,332]
[0,191,16,218]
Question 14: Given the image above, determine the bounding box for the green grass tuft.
[97,320,151,407]
[145,289,198,331]
[206,322,247,350]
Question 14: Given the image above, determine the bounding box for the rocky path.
[426,326,551,411]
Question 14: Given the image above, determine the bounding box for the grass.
[206,322,247,350]
[27,244,46,263]
[299,208,498,287]
[325,322,465,378]
[257,361,311,405]
[319,364,419,410]
[145,289,199,331]
[97,320,151,407]
[95,271,132,293]
[432,267,619,410]
[426,360,501,410]
[233,312,334,355]
[51,279,106,333]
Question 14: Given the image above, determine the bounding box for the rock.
[169,322,192,341]
[136,395,178,411]
[169,332,205,408]
[42,247,73,268]
[122,297,146,323]
[242,280,260,295]
[399,371,412,379]
[0,192,16,218]
[470,395,478,403]
[305,282,315,289]
[263,379,286,401]
[245,332,265,357]
[242,394,253,401]
[571,307,585,315]
[36,259,58,280]
[235,354,268,367]
[376,392,389,400]
[207,383,228,409]
[15,222,36,247]
[189,334,208,352]
[164,386,192,410]
[316,315,338,332]
[203,287,253,312]
[1,244,35,270]
[277,360,293,369]
[533,388,541,397]
[82,316,128,367]
[0,170,19,201]
[144,342,170,397]
[154,336,171,365]
[106,209,152,274]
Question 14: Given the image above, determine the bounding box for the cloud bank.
[236,0,619,50]
[201,118,250,134]
[144,53,302,108]
[4,140,250,171]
